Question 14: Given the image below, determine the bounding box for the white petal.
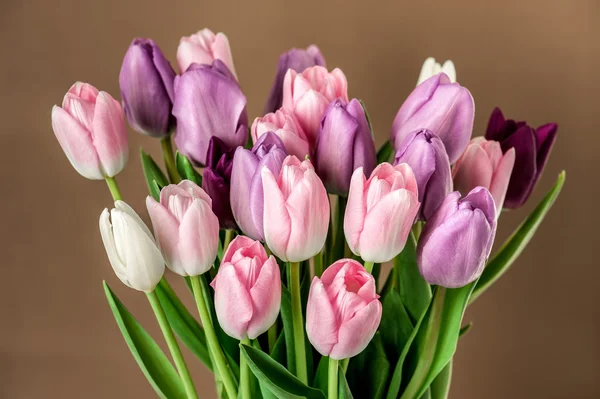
[417,57,437,85]
[114,200,155,242]
[99,208,132,289]
[442,60,456,82]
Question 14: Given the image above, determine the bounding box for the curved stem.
[363,261,374,274]
[105,176,123,201]
[290,262,308,383]
[267,323,277,353]
[223,229,234,253]
[161,135,180,184]
[240,337,252,399]
[146,291,198,399]
[328,357,339,399]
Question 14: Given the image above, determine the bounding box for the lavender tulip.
[394,129,452,220]
[391,73,474,163]
[230,133,287,240]
[417,187,497,288]
[203,137,237,230]
[119,38,176,138]
[173,60,248,166]
[485,107,558,209]
[314,99,376,196]
[265,45,326,114]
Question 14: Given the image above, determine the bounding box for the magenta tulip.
[177,28,237,77]
[251,107,310,160]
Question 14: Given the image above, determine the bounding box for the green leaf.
[376,140,394,164]
[459,323,472,337]
[338,364,354,399]
[312,356,328,394]
[430,359,452,399]
[103,282,187,399]
[175,152,202,185]
[420,389,431,399]
[346,333,390,399]
[270,329,287,366]
[280,286,297,375]
[240,344,326,399]
[471,171,566,303]
[140,148,169,201]
[379,289,414,365]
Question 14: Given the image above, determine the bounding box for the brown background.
[1,0,598,397]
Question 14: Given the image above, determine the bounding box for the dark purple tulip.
[417,187,497,288]
[394,129,452,220]
[314,99,376,196]
[485,107,558,208]
[173,60,248,166]
[265,45,326,114]
[119,38,176,138]
[203,137,237,230]
[230,133,287,241]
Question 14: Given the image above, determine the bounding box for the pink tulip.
[306,259,382,360]
[344,163,420,263]
[210,236,281,339]
[453,137,516,212]
[177,28,237,78]
[146,180,219,276]
[281,66,348,147]
[262,155,330,262]
[51,82,128,180]
[251,107,310,160]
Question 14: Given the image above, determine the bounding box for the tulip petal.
[99,209,131,288]
[93,92,129,177]
[212,263,253,340]
[177,199,219,276]
[489,148,515,211]
[485,107,506,141]
[262,168,292,261]
[501,125,537,208]
[452,144,493,197]
[247,256,281,339]
[306,278,338,356]
[293,90,329,145]
[534,123,558,182]
[213,33,237,79]
[231,148,261,239]
[146,196,184,275]
[329,299,382,360]
[344,168,367,254]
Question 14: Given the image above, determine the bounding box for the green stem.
[146,291,198,399]
[364,261,375,274]
[240,337,252,399]
[328,196,347,264]
[161,135,180,184]
[412,221,423,241]
[314,250,324,278]
[268,323,277,353]
[105,176,123,201]
[341,358,349,374]
[290,262,308,383]
[222,229,234,253]
[190,275,238,399]
[328,357,339,399]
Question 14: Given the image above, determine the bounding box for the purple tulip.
[173,60,248,166]
[230,133,287,241]
[203,137,237,230]
[391,73,474,163]
[314,99,377,196]
[417,187,497,288]
[394,129,452,220]
[485,107,558,209]
[265,45,326,114]
[119,38,177,138]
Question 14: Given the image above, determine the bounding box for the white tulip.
[417,57,456,86]
[99,200,165,292]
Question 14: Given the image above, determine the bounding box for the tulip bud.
[282,66,348,147]
[99,201,164,292]
[391,73,474,163]
[265,45,326,114]
[417,57,456,86]
[394,129,452,220]
[203,137,237,230]
[453,137,516,212]
[485,107,558,208]
[251,107,310,160]
[344,163,420,263]
[306,259,382,360]
[210,236,281,340]
[314,99,377,196]
[417,187,497,288]
[173,60,248,166]
[119,38,177,138]
[51,82,128,180]
[262,155,330,262]
[176,28,237,78]
[146,180,219,276]
[231,133,287,240]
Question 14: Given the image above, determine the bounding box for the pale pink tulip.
[177,28,237,78]
[210,236,281,339]
[146,180,219,276]
[344,163,420,263]
[453,137,516,212]
[306,259,382,360]
[251,107,310,160]
[262,155,330,262]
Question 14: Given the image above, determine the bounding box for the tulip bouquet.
[51,29,565,399]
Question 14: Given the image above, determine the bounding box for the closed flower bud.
[391,73,474,163]
[119,38,177,138]
[176,28,237,78]
[99,201,164,292]
[265,45,326,114]
[251,107,310,160]
[262,155,330,262]
[485,107,558,208]
[315,99,377,196]
[51,82,128,180]
[173,60,248,166]
[417,57,456,86]
[231,133,287,240]
[203,137,237,230]
[210,236,281,340]
[394,129,452,220]
[306,259,382,360]
[344,163,420,263]
[146,180,219,277]
[417,187,497,288]
[453,137,516,212]
[282,66,348,147]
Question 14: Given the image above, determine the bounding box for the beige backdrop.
[0,0,598,398]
